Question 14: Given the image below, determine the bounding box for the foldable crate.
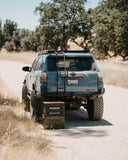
[42,102,65,129]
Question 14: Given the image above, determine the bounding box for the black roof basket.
[38,50,90,56]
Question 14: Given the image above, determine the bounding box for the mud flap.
[42,102,65,129]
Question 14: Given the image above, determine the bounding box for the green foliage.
[3,19,17,43]
[35,25,60,50]
[12,29,21,51]
[0,19,37,52]
[4,41,15,52]
[92,0,128,60]
[21,32,38,51]
[35,0,88,50]
[101,0,128,10]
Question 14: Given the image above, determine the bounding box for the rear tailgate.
[47,71,98,95]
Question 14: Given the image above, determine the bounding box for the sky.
[0,0,101,31]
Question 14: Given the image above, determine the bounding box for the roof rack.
[38,50,90,56]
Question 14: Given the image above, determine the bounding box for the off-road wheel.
[30,91,43,122]
[87,96,104,120]
[22,84,30,112]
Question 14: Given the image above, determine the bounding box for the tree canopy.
[35,0,88,50]
[0,19,39,52]
[3,19,17,43]
[92,0,128,60]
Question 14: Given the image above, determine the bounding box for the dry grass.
[0,51,38,64]
[0,98,51,160]
[0,95,18,106]
[0,75,51,160]
[97,58,128,88]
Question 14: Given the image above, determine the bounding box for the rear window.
[47,57,94,71]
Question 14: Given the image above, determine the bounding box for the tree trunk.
[60,34,68,51]
[62,40,68,50]
[123,56,126,61]
[122,51,126,61]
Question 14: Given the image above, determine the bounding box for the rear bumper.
[39,87,105,100]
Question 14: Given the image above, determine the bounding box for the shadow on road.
[65,108,113,129]
[53,108,113,138]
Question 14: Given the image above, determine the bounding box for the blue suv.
[22,51,105,122]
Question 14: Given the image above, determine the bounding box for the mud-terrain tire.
[30,91,43,122]
[22,84,30,112]
[87,96,104,120]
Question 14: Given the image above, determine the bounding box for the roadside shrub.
[4,41,15,52]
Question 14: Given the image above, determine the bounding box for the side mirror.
[22,66,31,72]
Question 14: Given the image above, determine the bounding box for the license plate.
[68,79,78,85]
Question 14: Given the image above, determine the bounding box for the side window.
[37,56,44,70]
[31,57,39,71]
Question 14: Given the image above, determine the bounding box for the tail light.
[98,72,105,94]
[98,72,103,82]
[40,73,47,83]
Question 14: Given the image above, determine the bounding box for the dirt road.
[0,60,28,101]
[0,60,128,160]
